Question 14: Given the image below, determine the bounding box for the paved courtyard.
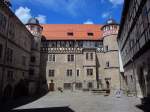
[8,91,144,112]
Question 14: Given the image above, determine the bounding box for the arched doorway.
[3,84,13,101]
[13,79,28,99]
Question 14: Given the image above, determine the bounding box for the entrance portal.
[49,80,54,91]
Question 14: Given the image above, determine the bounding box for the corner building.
[117,0,150,98]
[41,19,121,92]
[0,1,45,100]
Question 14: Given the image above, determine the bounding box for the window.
[86,53,88,60]
[87,69,93,76]
[90,53,93,60]
[75,83,82,89]
[49,54,55,62]
[78,41,83,47]
[68,41,74,47]
[105,45,108,52]
[7,71,13,81]
[68,54,74,62]
[0,12,7,32]
[88,82,93,88]
[77,69,79,77]
[0,44,3,59]
[6,48,13,63]
[31,56,36,63]
[49,70,55,77]
[22,56,26,66]
[64,83,71,89]
[67,32,74,36]
[67,69,72,77]
[131,75,133,82]
[86,53,93,60]
[106,61,110,67]
[29,69,34,76]
[87,32,94,36]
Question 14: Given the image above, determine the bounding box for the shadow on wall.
[11,107,75,112]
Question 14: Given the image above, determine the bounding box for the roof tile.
[41,24,103,40]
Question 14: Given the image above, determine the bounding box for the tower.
[26,18,43,95]
[101,19,120,91]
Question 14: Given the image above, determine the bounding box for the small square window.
[67,32,74,36]
[87,69,93,76]
[49,54,55,62]
[87,32,94,36]
[49,70,55,77]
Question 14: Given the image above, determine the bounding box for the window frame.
[49,69,55,77]
[87,69,93,76]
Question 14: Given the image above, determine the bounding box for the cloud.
[83,19,94,24]
[36,15,47,24]
[15,7,32,24]
[102,12,110,18]
[15,6,47,24]
[13,0,86,17]
[109,0,124,5]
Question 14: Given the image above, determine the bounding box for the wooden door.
[49,83,54,91]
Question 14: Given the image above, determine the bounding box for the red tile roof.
[41,24,104,40]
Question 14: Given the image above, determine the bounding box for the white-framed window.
[67,69,72,77]
[67,54,74,62]
[49,54,55,62]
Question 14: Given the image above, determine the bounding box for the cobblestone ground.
[9,91,144,112]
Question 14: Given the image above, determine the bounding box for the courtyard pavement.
[7,90,145,112]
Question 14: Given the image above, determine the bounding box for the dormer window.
[67,32,74,36]
[87,32,94,36]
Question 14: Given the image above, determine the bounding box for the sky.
[11,0,124,24]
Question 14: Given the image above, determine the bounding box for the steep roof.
[41,24,104,40]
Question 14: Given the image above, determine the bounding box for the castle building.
[0,1,44,100]
[0,0,122,101]
[41,20,121,92]
[117,0,150,98]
